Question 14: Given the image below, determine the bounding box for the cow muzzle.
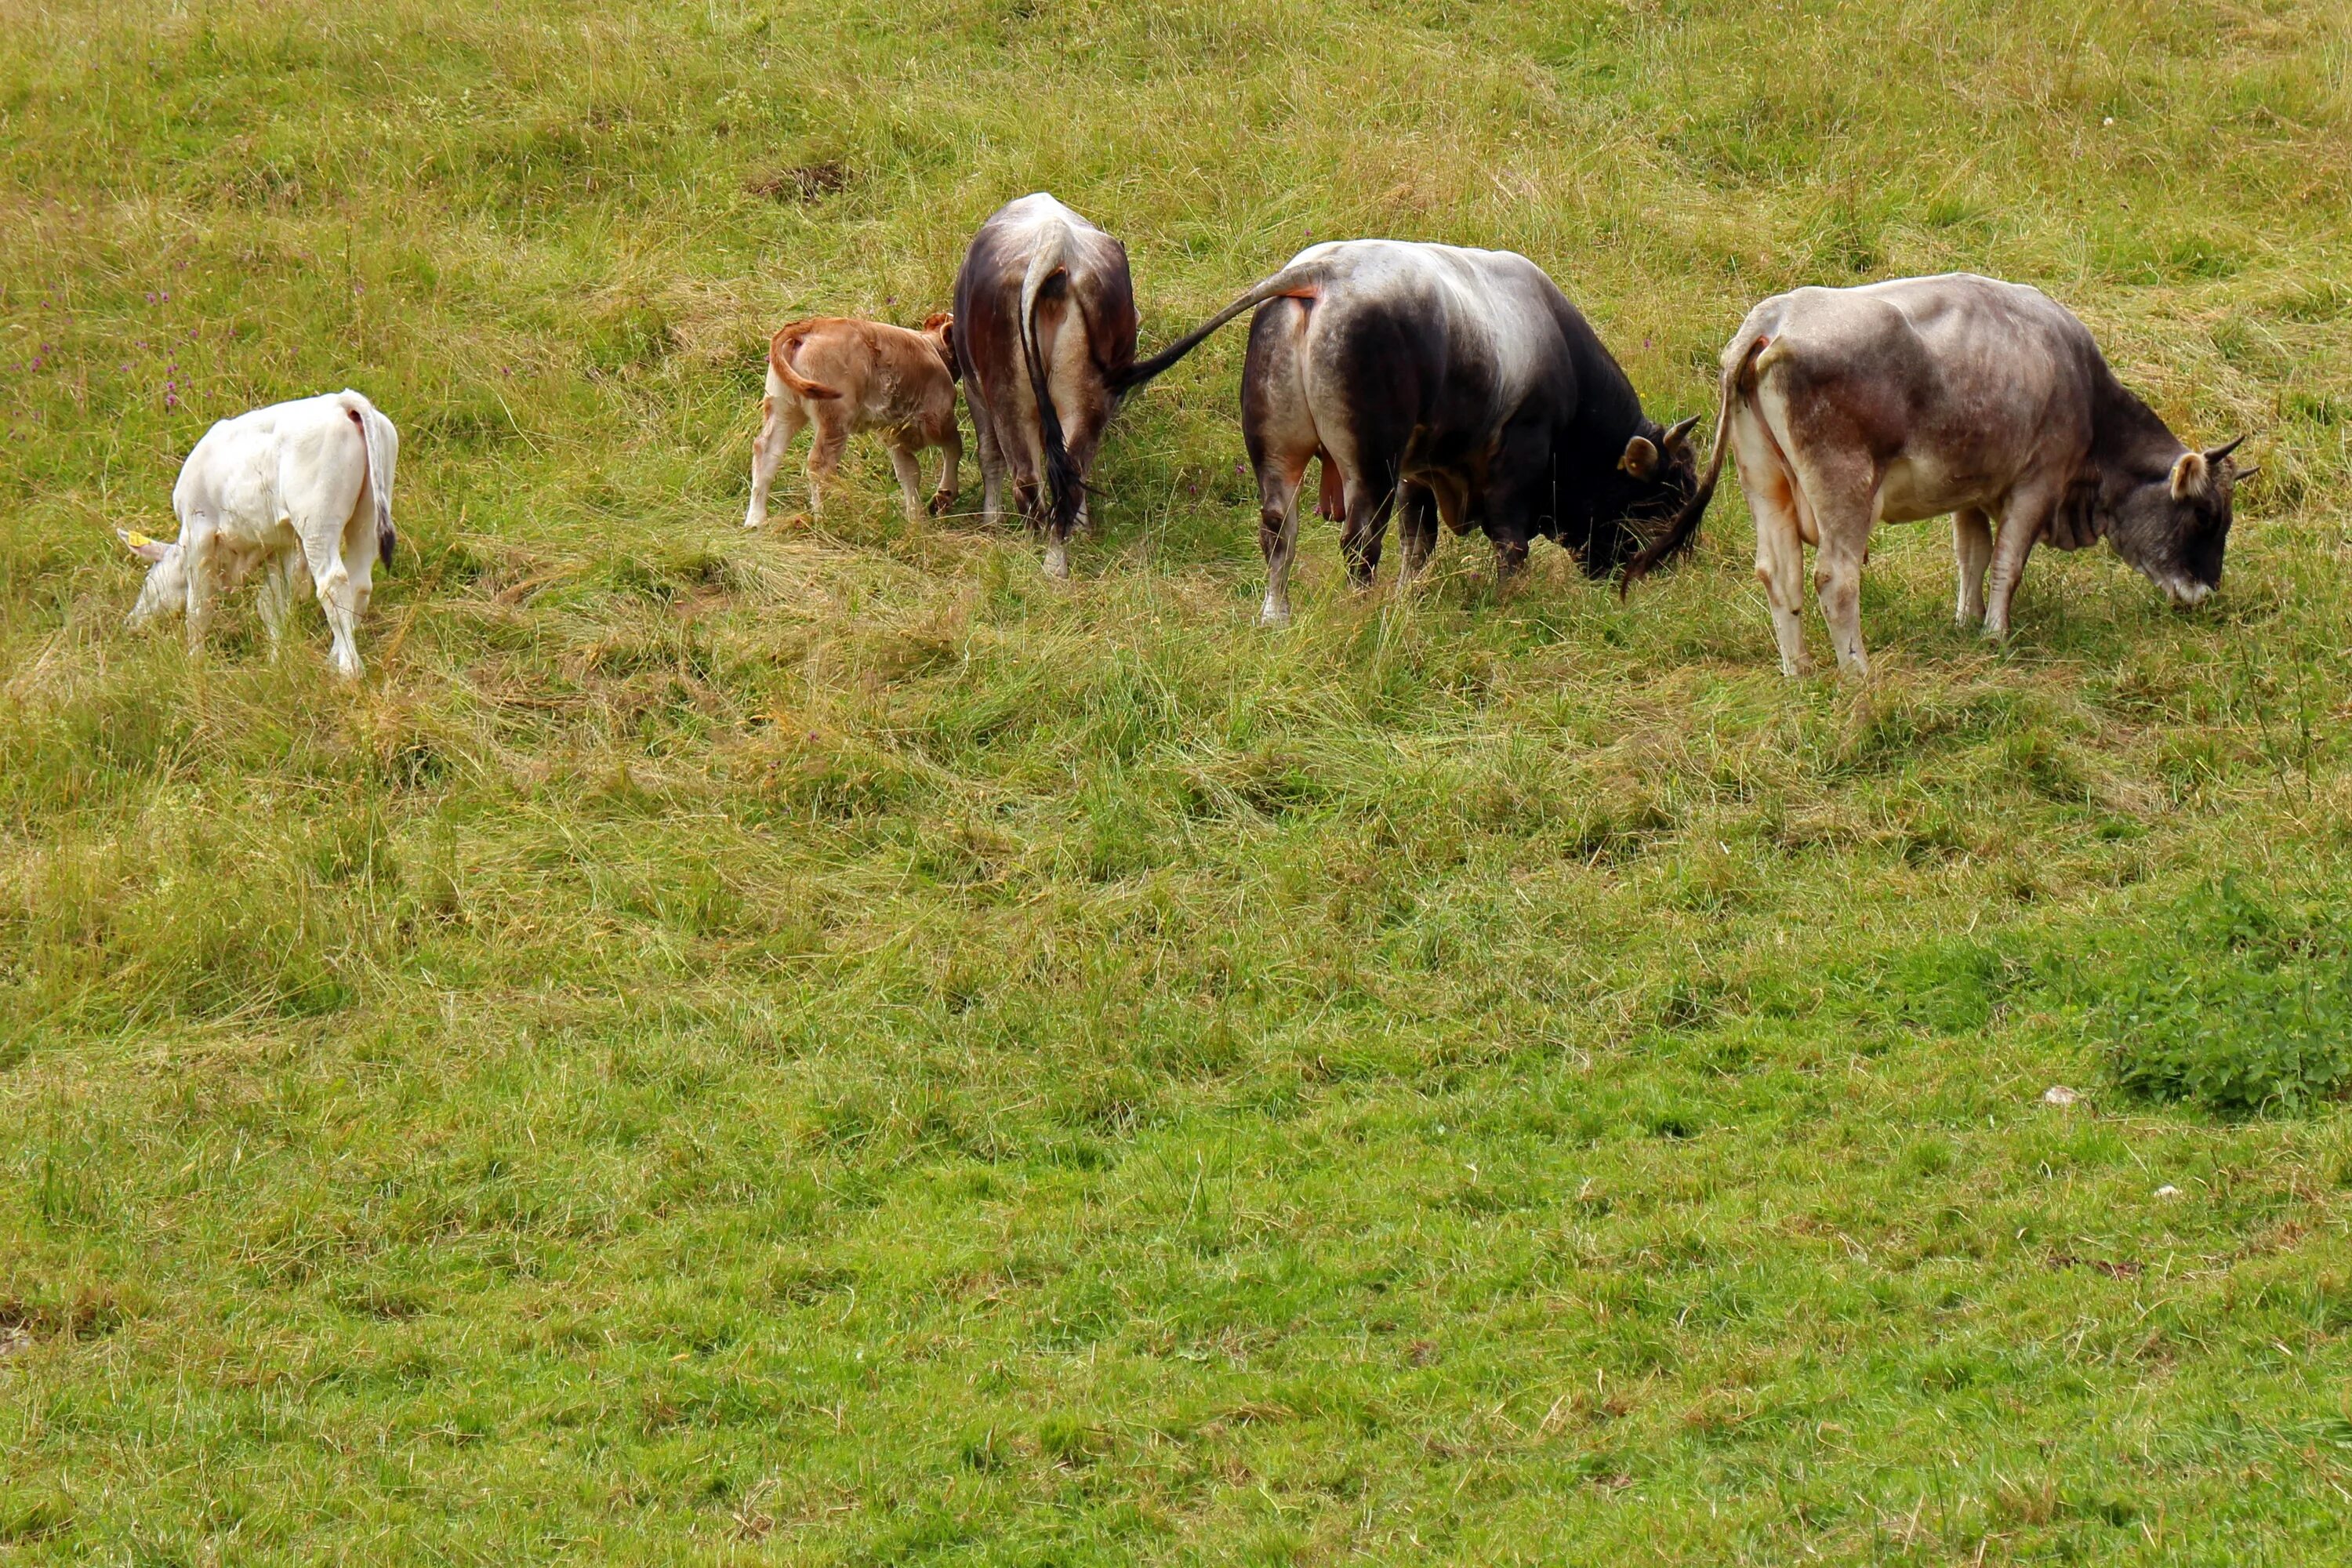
[2163,578,2215,608]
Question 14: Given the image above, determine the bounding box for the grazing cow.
[951,193,1148,576]
[1124,241,1699,625]
[118,390,398,679]
[743,313,962,528]
[1621,273,2251,677]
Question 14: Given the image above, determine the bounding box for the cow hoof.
[1258,604,1292,630]
[928,492,954,517]
[1042,549,1070,580]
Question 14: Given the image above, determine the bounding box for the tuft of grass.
[2089,880,2352,1114]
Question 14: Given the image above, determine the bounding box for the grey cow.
[1624,274,2249,676]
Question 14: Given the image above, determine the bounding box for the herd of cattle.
[118,191,2252,681]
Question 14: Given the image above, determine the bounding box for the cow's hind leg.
[1731,405,1812,676]
[1241,299,1322,627]
[746,377,805,528]
[1785,455,1877,677]
[804,412,848,517]
[971,397,1007,524]
[1953,507,1993,625]
[300,524,365,680]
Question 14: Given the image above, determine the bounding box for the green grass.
[5,0,2352,1561]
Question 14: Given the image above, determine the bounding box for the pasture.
[5,0,2352,1561]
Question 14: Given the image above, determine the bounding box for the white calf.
[120,390,398,679]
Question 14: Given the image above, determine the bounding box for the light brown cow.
[744,314,962,527]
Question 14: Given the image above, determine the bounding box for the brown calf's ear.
[1662,414,1700,452]
[2169,449,2209,500]
[1619,435,1661,479]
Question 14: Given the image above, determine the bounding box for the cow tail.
[347,397,397,570]
[768,323,843,401]
[1109,264,1323,399]
[1619,332,1766,596]
[1018,220,1082,535]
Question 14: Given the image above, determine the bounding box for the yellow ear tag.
[124,530,157,550]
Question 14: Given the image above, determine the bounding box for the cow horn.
[2205,434,2248,463]
[1664,414,1700,448]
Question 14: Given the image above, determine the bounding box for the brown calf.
[744,314,962,527]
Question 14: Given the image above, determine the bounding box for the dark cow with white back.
[1621,273,2251,676]
[1221,241,1700,624]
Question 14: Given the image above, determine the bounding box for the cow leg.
[1951,506,1993,625]
[887,441,927,522]
[746,387,804,528]
[971,400,1007,524]
[298,528,365,680]
[1984,485,2055,638]
[930,421,962,517]
[1730,404,1813,676]
[1397,482,1439,584]
[179,514,220,652]
[255,548,301,654]
[1338,475,1396,590]
[1254,461,1309,626]
[1797,468,1877,676]
[804,413,848,517]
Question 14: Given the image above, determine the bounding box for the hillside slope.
[4,1,2351,1562]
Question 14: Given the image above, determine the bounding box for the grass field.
[6,0,2352,1561]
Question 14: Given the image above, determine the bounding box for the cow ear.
[117,527,173,564]
[1619,435,1661,479]
[1662,415,1700,452]
[2169,450,2210,500]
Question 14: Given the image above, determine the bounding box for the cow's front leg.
[1952,506,1993,625]
[931,425,962,516]
[256,550,300,653]
[1339,481,1394,590]
[1396,483,1439,584]
[1983,485,2053,638]
[179,517,219,652]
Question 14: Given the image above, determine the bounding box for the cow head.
[117,528,187,626]
[1582,415,1701,575]
[922,311,960,383]
[2109,436,2249,607]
